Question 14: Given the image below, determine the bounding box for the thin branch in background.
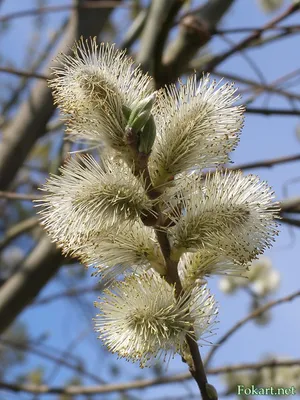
[243,71,300,108]
[212,24,300,35]
[0,191,42,201]
[32,283,104,306]
[280,216,300,228]
[45,119,65,133]
[230,153,300,171]
[0,1,126,24]
[45,328,102,383]
[254,67,300,93]
[120,8,148,50]
[1,18,69,119]
[204,289,300,368]
[0,217,38,252]
[280,197,300,213]
[0,67,48,80]
[136,0,184,79]
[0,359,300,395]
[160,0,234,85]
[0,337,104,384]
[212,69,300,102]
[246,107,300,116]
[216,28,267,87]
[204,2,300,72]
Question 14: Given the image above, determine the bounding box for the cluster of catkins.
[37,38,279,368]
[219,256,280,297]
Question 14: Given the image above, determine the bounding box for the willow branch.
[0,1,124,23]
[246,107,300,116]
[0,338,104,384]
[230,153,300,171]
[0,236,64,334]
[32,283,104,306]
[160,0,234,85]
[0,0,117,190]
[204,2,300,72]
[1,359,299,395]
[280,197,300,213]
[204,289,300,368]
[0,67,47,80]
[136,0,182,77]
[210,69,300,102]
[125,135,211,399]
[280,215,300,228]
[0,191,42,201]
[212,24,300,35]
[0,217,38,252]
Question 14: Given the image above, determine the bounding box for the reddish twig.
[204,2,300,71]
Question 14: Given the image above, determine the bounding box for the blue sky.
[1,0,300,399]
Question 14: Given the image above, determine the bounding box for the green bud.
[206,383,218,400]
[129,110,152,133]
[122,105,131,121]
[128,93,156,128]
[138,115,156,154]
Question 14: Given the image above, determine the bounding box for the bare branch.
[212,24,300,35]
[0,337,104,384]
[280,197,300,213]
[230,153,300,171]
[246,107,300,116]
[204,289,300,367]
[120,8,148,50]
[0,236,63,334]
[0,1,124,23]
[0,0,118,190]
[0,359,299,395]
[136,0,183,78]
[0,191,42,200]
[204,2,300,72]
[0,67,47,80]
[280,216,300,228]
[209,69,300,102]
[161,0,235,84]
[0,217,38,252]
[32,283,104,306]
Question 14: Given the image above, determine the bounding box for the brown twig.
[212,24,300,35]
[280,215,300,228]
[246,107,300,116]
[1,18,69,119]
[211,69,300,102]
[0,217,38,251]
[0,191,42,201]
[0,359,299,395]
[125,128,211,398]
[204,2,300,72]
[0,1,125,24]
[204,289,300,368]
[0,338,104,384]
[0,67,48,80]
[230,153,300,171]
[280,197,300,213]
[32,283,103,306]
